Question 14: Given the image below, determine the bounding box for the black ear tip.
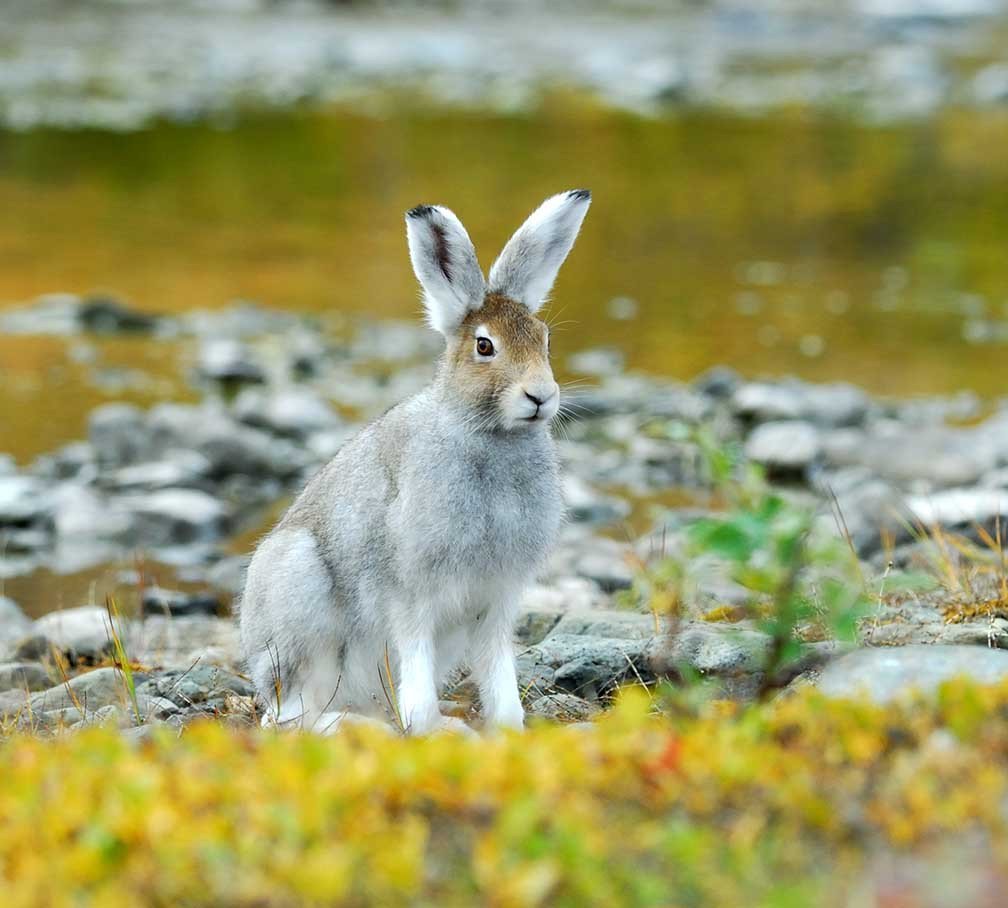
[406,204,434,220]
[567,189,591,201]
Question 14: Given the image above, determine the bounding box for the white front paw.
[487,698,525,731]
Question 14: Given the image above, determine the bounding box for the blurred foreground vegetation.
[3,682,1008,907]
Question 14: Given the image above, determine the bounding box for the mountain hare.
[240,189,591,734]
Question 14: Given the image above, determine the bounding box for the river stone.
[526,693,600,722]
[563,475,630,526]
[0,662,52,692]
[745,421,820,475]
[514,609,563,646]
[32,606,127,661]
[905,488,1008,529]
[197,338,265,384]
[517,634,650,701]
[814,645,1008,703]
[118,488,228,545]
[136,664,254,707]
[549,609,657,640]
[648,622,773,677]
[29,666,146,713]
[233,386,339,437]
[0,475,52,525]
[0,595,31,643]
[141,587,221,618]
[89,403,151,467]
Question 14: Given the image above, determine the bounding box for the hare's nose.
[524,391,546,407]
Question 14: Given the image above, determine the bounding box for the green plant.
[630,430,872,696]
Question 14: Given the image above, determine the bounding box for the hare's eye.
[475,337,495,357]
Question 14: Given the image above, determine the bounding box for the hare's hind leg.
[240,527,347,730]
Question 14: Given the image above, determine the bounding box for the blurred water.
[4,107,1008,466]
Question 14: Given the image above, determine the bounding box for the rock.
[88,403,151,467]
[29,666,146,714]
[733,381,868,427]
[0,475,52,525]
[141,587,221,618]
[553,537,634,593]
[815,645,1008,703]
[650,622,772,678]
[0,595,32,646]
[148,403,308,479]
[50,483,133,541]
[136,664,253,708]
[905,488,1008,530]
[517,634,650,701]
[858,422,997,491]
[0,662,52,692]
[110,451,212,491]
[745,421,820,476]
[197,338,266,384]
[0,689,27,719]
[78,295,159,334]
[233,386,339,437]
[202,554,250,596]
[526,693,600,722]
[32,606,126,662]
[549,609,657,640]
[693,366,741,399]
[117,488,228,546]
[136,616,241,670]
[521,577,609,613]
[514,609,563,646]
[562,475,630,526]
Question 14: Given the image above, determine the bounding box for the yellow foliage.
[2,681,1008,905]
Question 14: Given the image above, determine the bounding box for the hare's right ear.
[405,205,486,335]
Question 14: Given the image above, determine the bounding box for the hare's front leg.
[395,629,443,735]
[469,605,525,730]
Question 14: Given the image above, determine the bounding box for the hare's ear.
[488,189,591,313]
[405,204,486,335]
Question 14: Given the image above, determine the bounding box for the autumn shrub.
[3,682,1008,907]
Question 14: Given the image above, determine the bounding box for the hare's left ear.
[406,204,487,335]
[488,189,591,313]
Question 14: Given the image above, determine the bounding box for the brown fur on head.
[405,190,590,430]
[442,292,556,430]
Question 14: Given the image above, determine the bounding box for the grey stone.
[549,609,657,640]
[88,403,151,467]
[148,403,308,479]
[32,606,127,661]
[745,421,820,475]
[905,488,1008,530]
[0,475,52,525]
[815,645,1008,703]
[526,693,600,722]
[0,662,52,692]
[136,664,254,708]
[141,587,221,618]
[110,451,212,491]
[0,595,31,644]
[197,338,265,383]
[562,475,630,526]
[648,622,773,677]
[78,295,159,334]
[136,615,241,670]
[517,634,650,701]
[233,386,339,437]
[117,488,228,546]
[514,609,563,646]
[29,666,145,713]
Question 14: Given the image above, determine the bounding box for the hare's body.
[241,384,562,726]
[240,191,590,733]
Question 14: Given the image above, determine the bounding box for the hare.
[239,189,591,734]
